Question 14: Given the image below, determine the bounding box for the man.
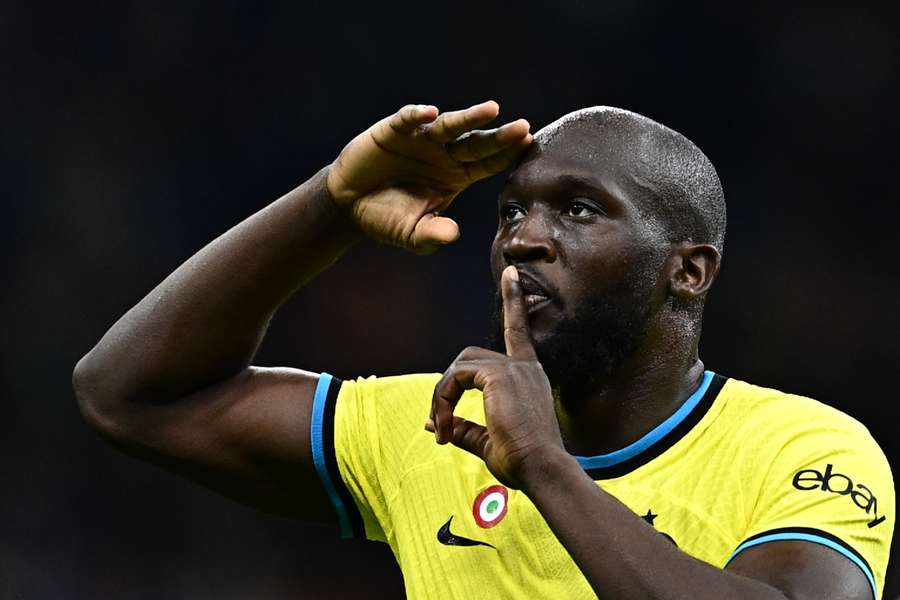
[74,101,893,598]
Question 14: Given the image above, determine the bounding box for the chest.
[384,448,744,598]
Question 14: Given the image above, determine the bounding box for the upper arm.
[86,365,338,524]
[725,539,873,599]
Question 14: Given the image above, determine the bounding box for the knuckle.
[454,345,478,362]
[503,324,527,337]
[430,386,441,407]
[433,373,451,398]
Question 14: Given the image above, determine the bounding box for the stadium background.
[2,1,898,598]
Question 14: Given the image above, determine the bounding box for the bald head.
[533,106,726,254]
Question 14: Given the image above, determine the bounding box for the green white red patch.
[472,485,508,528]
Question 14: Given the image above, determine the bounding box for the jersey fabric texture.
[310,371,894,599]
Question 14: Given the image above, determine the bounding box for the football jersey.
[309,371,894,599]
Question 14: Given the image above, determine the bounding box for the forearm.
[74,166,359,407]
[523,450,789,600]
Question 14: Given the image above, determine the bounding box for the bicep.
[725,540,873,600]
[106,366,337,523]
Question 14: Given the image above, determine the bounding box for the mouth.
[516,271,555,313]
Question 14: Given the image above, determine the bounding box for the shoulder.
[711,375,893,508]
[332,372,440,431]
[337,372,485,420]
[339,372,443,400]
[717,376,878,449]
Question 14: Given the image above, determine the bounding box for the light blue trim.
[310,372,353,538]
[725,533,876,599]
[575,370,715,469]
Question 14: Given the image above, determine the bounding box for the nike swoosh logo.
[436,516,494,548]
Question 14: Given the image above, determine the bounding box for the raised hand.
[427,266,565,489]
[326,102,532,254]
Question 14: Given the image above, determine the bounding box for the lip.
[523,294,552,313]
[515,270,556,313]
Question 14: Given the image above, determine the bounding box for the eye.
[500,203,526,223]
[565,199,600,218]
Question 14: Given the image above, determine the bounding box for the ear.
[666,243,721,300]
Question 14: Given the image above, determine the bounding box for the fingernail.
[505,265,519,282]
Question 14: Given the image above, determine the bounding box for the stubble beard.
[489,272,657,406]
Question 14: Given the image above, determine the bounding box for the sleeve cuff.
[310,373,364,539]
[723,527,876,599]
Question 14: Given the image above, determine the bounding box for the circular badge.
[472,485,509,528]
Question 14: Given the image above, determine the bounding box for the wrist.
[323,161,359,208]
[517,445,582,497]
[314,165,363,243]
[322,162,341,205]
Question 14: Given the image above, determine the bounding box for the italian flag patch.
[472,485,508,528]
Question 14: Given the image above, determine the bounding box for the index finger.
[501,266,537,360]
[445,119,531,163]
[424,100,500,143]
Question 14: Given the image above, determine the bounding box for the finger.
[463,134,534,181]
[425,100,500,143]
[432,369,465,444]
[409,213,460,254]
[386,104,439,134]
[431,365,483,444]
[446,119,531,163]
[453,345,505,362]
[446,416,490,460]
[424,416,489,459]
[501,266,537,359]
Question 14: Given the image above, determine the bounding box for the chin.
[532,306,651,395]
[488,288,653,388]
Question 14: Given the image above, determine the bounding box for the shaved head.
[535,106,726,254]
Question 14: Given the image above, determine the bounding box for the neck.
[554,340,705,457]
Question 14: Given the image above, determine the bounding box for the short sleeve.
[725,406,894,598]
[309,372,440,543]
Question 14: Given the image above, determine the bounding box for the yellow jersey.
[309,371,894,598]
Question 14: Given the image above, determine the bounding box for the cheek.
[570,235,632,282]
[563,247,640,309]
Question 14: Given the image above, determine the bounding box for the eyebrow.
[553,173,605,192]
[500,170,629,210]
[554,173,628,211]
[502,172,604,196]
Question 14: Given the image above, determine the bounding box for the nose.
[501,209,558,265]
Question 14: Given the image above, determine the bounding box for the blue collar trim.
[574,370,715,469]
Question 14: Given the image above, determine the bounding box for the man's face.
[489,131,667,397]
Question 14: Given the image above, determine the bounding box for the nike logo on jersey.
[436,517,495,548]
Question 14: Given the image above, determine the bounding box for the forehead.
[503,127,636,203]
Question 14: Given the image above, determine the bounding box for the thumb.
[448,417,489,459]
[410,213,460,253]
[426,416,489,459]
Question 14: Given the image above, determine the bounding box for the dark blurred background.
[2,1,898,598]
